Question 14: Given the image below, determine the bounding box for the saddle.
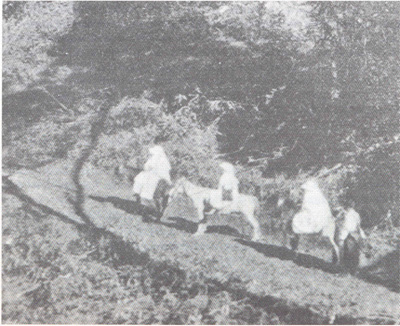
[222,188,233,201]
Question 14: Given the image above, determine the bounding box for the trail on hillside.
[6,161,400,324]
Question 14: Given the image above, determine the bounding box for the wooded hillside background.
[2,2,400,323]
[3,2,400,225]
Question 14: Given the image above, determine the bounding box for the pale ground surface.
[8,161,400,322]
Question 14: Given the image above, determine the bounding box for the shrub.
[90,95,221,186]
[343,144,400,228]
[4,115,84,168]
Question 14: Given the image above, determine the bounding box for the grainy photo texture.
[2,1,400,324]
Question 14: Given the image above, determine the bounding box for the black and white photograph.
[2,1,400,324]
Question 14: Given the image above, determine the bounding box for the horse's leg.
[157,188,172,219]
[160,192,169,215]
[194,201,208,236]
[325,220,340,264]
[358,225,367,240]
[328,235,340,265]
[152,181,169,221]
[290,233,300,251]
[285,219,301,260]
[140,199,154,223]
[283,219,293,248]
[132,172,145,200]
[133,194,141,204]
[244,210,262,241]
[325,229,340,264]
[154,197,163,220]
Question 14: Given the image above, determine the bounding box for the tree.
[309,2,400,106]
[3,1,74,95]
[233,2,400,173]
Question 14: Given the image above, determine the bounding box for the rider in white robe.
[132,145,171,201]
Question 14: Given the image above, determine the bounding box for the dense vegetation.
[2,2,400,323]
[3,2,399,221]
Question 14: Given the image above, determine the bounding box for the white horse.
[169,177,263,241]
[283,179,340,264]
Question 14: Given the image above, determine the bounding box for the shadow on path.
[89,195,248,238]
[236,238,400,293]
[89,195,144,215]
[358,250,400,293]
[207,225,246,238]
[89,195,164,223]
[235,239,342,274]
[160,216,246,238]
[159,216,198,233]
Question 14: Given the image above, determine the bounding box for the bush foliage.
[2,1,74,95]
[91,95,221,186]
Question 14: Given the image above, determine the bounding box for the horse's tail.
[334,219,340,245]
[332,212,344,247]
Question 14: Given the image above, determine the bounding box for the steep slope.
[8,161,400,323]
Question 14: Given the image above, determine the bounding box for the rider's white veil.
[219,162,236,175]
[149,145,171,182]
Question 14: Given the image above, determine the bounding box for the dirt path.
[8,161,400,323]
